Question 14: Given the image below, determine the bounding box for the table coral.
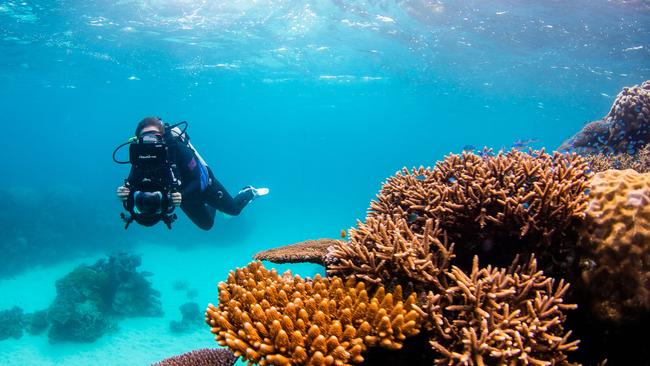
[578,169,650,324]
[205,261,421,366]
[253,239,340,266]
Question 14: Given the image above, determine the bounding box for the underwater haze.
[0,0,649,365]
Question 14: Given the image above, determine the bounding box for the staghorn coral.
[577,169,650,324]
[327,217,454,293]
[152,348,238,366]
[253,239,340,266]
[205,261,421,366]
[366,149,591,274]
[421,256,579,366]
[560,80,650,154]
[582,144,650,173]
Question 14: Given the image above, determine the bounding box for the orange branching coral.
[582,145,650,173]
[421,257,579,366]
[253,239,340,266]
[368,149,591,272]
[205,262,422,366]
[578,169,650,323]
[152,348,237,366]
[326,217,454,292]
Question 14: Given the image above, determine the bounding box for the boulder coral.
[578,169,650,324]
[560,80,650,154]
[205,261,421,365]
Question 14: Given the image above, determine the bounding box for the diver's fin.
[239,186,270,200]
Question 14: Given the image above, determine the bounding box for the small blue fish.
[511,138,540,150]
[462,144,476,152]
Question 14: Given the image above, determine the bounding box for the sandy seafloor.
[0,241,323,366]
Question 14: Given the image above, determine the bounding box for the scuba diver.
[114,116,269,230]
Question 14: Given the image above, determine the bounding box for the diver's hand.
[171,192,182,207]
[117,186,130,201]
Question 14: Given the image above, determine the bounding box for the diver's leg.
[181,200,216,230]
[203,176,254,216]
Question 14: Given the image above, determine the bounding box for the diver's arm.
[117,166,139,201]
[175,144,204,199]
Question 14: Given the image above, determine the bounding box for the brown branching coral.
[327,217,454,293]
[152,348,238,366]
[253,239,340,266]
[582,145,650,173]
[205,262,422,366]
[367,149,591,273]
[421,256,579,366]
[577,169,650,324]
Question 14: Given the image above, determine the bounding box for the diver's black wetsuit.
[128,141,254,230]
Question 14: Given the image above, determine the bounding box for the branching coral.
[560,80,650,154]
[205,262,421,366]
[253,239,340,266]
[366,149,591,273]
[578,169,650,324]
[582,145,650,173]
[421,256,579,366]
[327,217,454,293]
[152,348,237,366]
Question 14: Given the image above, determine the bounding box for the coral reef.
[170,302,204,334]
[0,306,25,341]
[48,252,162,343]
[152,348,238,366]
[355,150,591,275]
[25,310,49,335]
[560,80,650,154]
[253,239,340,265]
[206,261,421,365]
[423,256,578,366]
[582,144,650,173]
[204,147,650,365]
[577,169,650,324]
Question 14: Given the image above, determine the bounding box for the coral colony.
[196,80,650,366]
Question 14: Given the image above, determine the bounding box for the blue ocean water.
[0,1,648,365]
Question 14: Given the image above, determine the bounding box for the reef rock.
[47,252,162,343]
[0,306,25,341]
[170,302,204,334]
